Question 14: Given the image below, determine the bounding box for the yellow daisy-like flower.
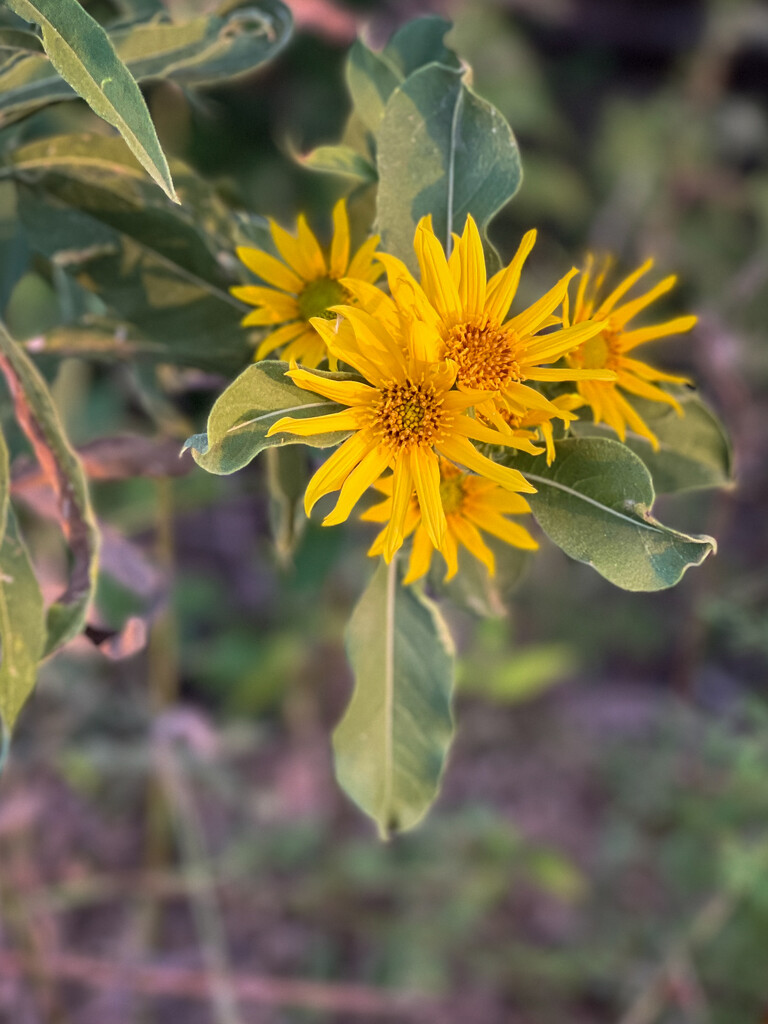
[362,459,538,584]
[358,214,614,430]
[500,393,584,465]
[231,199,381,368]
[266,306,543,561]
[564,254,697,448]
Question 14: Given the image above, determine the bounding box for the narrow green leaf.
[3,0,177,201]
[184,361,352,475]
[0,506,46,732]
[6,133,250,372]
[0,427,8,546]
[335,559,455,838]
[297,144,377,184]
[0,1,292,129]
[0,320,99,652]
[382,15,460,78]
[571,388,733,494]
[375,63,522,272]
[511,437,716,591]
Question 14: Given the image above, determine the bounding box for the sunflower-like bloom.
[354,214,614,431]
[231,199,381,368]
[564,254,697,448]
[266,307,544,561]
[500,393,584,465]
[362,459,538,583]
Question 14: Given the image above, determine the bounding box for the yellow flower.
[362,458,538,583]
[500,393,584,465]
[356,214,614,430]
[231,199,381,368]
[564,254,697,448]
[266,306,543,561]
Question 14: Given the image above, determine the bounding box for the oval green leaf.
[375,63,522,271]
[183,361,353,475]
[335,559,455,838]
[571,388,733,494]
[512,437,716,591]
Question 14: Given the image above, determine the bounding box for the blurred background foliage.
[1,0,767,1021]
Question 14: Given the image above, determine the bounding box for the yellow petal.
[347,234,381,279]
[450,516,496,575]
[255,321,308,360]
[466,509,538,551]
[287,366,377,406]
[439,526,459,580]
[436,435,536,493]
[414,218,462,320]
[268,217,318,280]
[235,246,303,294]
[411,448,445,548]
[329,199,351,278]
[507,268,578,337]
[453,416,543,455]
[267,408,362,439]
[485,228,536,323]
[617,372,683,413]
[592,258,654,318]
[522,318,608,364]
[383,452,413,561]
[403,524,434,584]
[457,215,487,317]
[303,431,375,513]
[231,285,300,318]
[323,444,392,526]
[296,214,327,277]
[610,275,677,328]
[619,315,697,351]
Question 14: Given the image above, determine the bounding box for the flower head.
[363,215,614,430]
[362,458,538,583]
[231,199,381,368]
[565,254,697,448]
[267,306,543,561]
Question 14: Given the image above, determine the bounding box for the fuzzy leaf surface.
[513,437,715,591]
[2,0,177,200]
[375,63,522,273]
[184,361,353,475]
[335,559,455,838]
[571,388,733,494]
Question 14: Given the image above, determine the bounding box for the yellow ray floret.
[362,459,538,583]
[266,309,543,562]
[231,199,382,368]
[373,214,615,427]
[564,254,697,449]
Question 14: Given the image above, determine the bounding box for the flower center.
[373,379,445,450]
[298,276,347,321]
[438,467,466,515]
[444,316,522,390]
[574,327,621,370]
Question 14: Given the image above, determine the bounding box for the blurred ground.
[3,0,768,1021]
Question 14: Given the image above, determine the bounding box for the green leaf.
[184,361,353,475]
[297,144,377,184]
[0,1,292,125]
[0,320,99,652]
[345,39,400,133]
[375,63,522,272]
[335,559,455,838]
[265,445,308,564]
[0,506,46,732]
[382,15,460,78]
[511,437,716,591]
[6,133,250,373]
[3,0,177,201]
[345,16,460,133]
[571,388,733,494]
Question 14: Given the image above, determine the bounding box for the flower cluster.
[234,203,696,580]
